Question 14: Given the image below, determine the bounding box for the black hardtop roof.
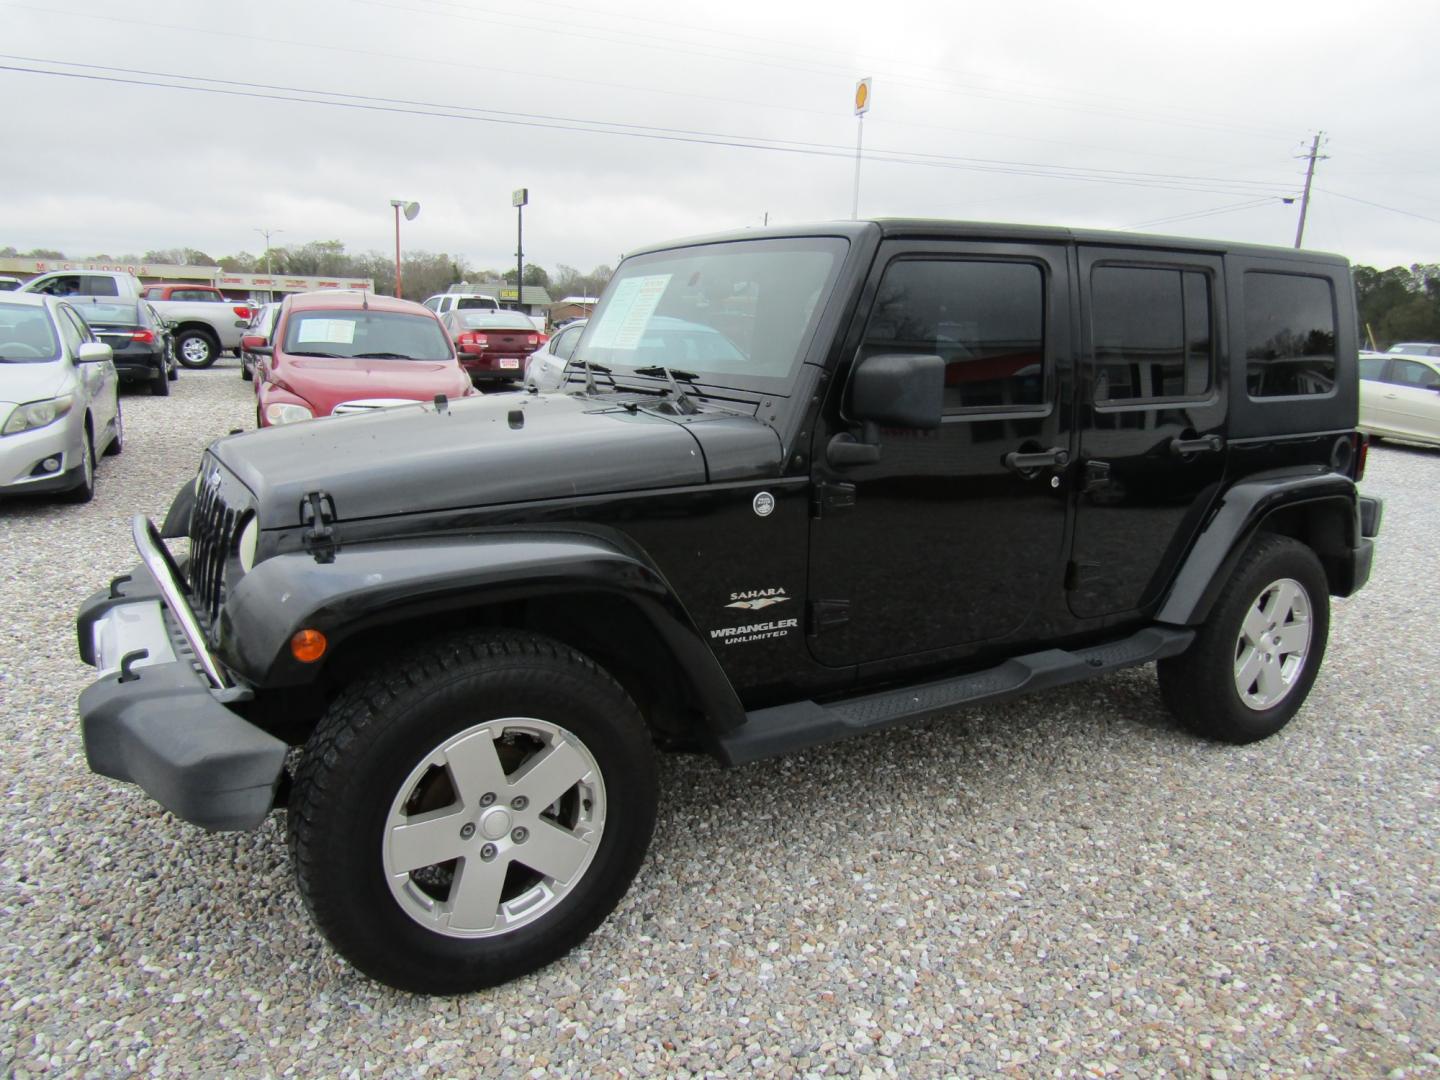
[623,219,1347,267]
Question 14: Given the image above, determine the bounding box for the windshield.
[573,236,846,392]
[74,303,141,327]
[282,310,453,360]
[456,296,499,310]
[459,312,533,331]
[0,304,60,363]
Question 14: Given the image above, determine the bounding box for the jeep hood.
[212,390,781,528]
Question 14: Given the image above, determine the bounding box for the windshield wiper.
[632,365,701,413]
[287,350,346,358]
[353,352,416,359]
[562,357,614,394]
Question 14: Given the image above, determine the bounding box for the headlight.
[265,402,313,425]
[238,516,259,573]
[2,394,74,436]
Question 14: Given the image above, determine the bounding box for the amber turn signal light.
[290,628,328,663]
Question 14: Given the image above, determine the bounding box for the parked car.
[1359,350,1440,446]
[524,318,586,390]
[0,293,122,502]
[21,271,249,367]
[422,292,500,316]
[140,284,227,303]
[76,220,1379,993]
[239,302,281,382]
[249,291,474,426]
[441,310,545,385]
[0,275,22,291]
[1386,342,1440,357]
[68,298,177,396]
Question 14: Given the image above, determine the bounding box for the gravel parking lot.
[2,361,1437,1077]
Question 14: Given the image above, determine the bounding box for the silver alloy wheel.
[382,717,606,938]
[1233,577,1312,710]
[179,335,212,365]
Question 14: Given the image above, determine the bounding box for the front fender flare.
[220,531,745,729]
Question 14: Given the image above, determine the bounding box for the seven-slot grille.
[187,461,249,634]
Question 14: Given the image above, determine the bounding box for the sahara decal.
[725,586,791,612]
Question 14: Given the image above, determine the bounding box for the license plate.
[499,359,519,369]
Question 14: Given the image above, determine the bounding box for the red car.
[247,292,474,427]
[440,310,545,385]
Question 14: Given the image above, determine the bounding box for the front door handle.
[1003,447,1069,473]
[1169,434,1224,456]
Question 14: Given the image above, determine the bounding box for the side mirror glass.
[242,334,273,356]
[77,342,112,364]
[849,352,944,429]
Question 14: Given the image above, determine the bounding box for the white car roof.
[0,292,51,309]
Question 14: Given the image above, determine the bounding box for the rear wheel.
[175,330,217,368]
[1158,535,1329,743]
[287,630,657,994]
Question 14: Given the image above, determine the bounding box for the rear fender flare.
[1156,470,1358,626]
[221,531,745,730]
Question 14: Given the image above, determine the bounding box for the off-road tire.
[287,630,657,994]
[1158,534,1329,744]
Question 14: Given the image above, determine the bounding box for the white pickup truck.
[20,270,251,368]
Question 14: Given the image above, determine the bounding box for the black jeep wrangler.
[76,221,1381,994]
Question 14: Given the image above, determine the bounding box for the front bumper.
[75,520,286,831]
[0,413,84,493]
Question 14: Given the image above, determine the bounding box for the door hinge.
[809,599,851,633]
[300,490,338,564]
[811,481,857,518]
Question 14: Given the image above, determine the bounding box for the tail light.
[130,329,155,344]
[1353,432,1368,481]
[233,305,252,319]
[527,335,538,346]
[537,333,549,345]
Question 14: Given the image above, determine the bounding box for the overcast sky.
[3,0,1437,276]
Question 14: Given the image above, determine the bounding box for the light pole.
[512,188,529,314]
[852,78,871,221]
[389,199,420,297]
[253,227,282,300]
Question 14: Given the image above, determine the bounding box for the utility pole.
[513,188,529,314]
[1294,131,1327,249]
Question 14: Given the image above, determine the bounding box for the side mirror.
[77,342,112,364]
[828,353,944,466]
[242,334,273,356]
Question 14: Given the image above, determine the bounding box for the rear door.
[1068,247,1226,619]
[807,239,1073,666]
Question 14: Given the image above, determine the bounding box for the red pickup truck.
[141,284,228,303]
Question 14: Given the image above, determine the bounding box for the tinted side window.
[1358,356,1386,380]
[1388,359,1440,389]
[1092,266,1211,401]
[84,276,120,297]
[1244,272,1336,397]
[56,306,87,353]
[864,259,1045,414]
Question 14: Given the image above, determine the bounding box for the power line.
[0,55,1299,201]
[1124,197,1284,230]
[1315,188,1440,228]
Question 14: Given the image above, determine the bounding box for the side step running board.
[717,626,1194,766]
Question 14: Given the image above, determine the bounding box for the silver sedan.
[0,293,122,502]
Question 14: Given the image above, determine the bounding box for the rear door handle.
[1004,447,1069,472]
[1169,434,1225,455]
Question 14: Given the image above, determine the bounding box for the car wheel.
[241,359,253,381]
[64,428,96,503]
[175,330,217,369]
[287,630,657,994]
[151,362,172,396]
[1158,535,1329,744]
[103,402,124,456]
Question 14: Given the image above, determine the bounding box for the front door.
[807,240,1073,667]
[1067,248,1227,619]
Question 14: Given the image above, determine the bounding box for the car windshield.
[75,303,141,327]
[0,304,60,363]
[459,313,533,331]
[283,310,452,360]
[573,236,847,392]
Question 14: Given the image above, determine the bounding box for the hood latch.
[300,490,338,564]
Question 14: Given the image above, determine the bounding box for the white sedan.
[0,293,122,502]
[1359,350,1440,448]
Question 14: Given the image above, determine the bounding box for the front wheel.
[174,330,217,368]
[1158,534,1329,744]
[287,631,657,994]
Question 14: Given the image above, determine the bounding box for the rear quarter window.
[1244,272,1337,398]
